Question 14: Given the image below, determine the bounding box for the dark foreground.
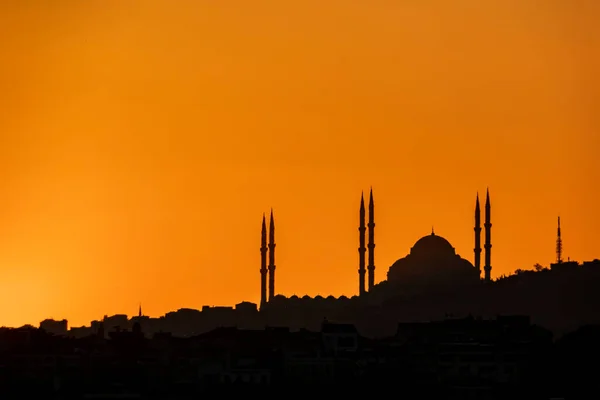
[1,316,598,399]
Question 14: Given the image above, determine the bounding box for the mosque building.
[258,189,493,308]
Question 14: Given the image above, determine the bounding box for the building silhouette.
[261,188,493,306]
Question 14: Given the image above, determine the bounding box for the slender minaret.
[367,188,376,291]
[474,193,482,277]
[260,213,268,307]
[268,209,276,301]
[484,188,492,282]
[556,216,563,264]
[358,192,366,295]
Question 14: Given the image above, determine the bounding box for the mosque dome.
[386,230,480,289]
[410,231,456,259]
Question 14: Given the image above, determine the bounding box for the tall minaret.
[268,209,276,301]
[367,188,376,291]
[474,193,482,277]
[260,213,268,307]
[556,216,563,264]
[358,192,366,295]
[484,188,492,282]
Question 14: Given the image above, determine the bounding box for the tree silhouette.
[533,263,544,272]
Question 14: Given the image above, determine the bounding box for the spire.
[360,191,365,213]
[556,216,563,264]
[261,213,267,244]
[431,226,435,235]
[269,208,275,243]
[474,192,482,276]
[358,192,366,296]
[484,188,492,282]
[268,209,276,302]
[260,213,268,308]
[367,187,376,291]
[138,303,142,318]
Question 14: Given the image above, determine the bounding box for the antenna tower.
[556,216,563,264]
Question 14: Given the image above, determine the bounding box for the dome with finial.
[410,231,456,259]
[386,230,479,289]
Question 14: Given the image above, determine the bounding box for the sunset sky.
[0,0,598,328]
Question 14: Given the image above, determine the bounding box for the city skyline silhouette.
[3,188,599,336]
[0,1,598,329]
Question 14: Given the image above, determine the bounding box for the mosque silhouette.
[39,187,600,340]
[259,188,493,308]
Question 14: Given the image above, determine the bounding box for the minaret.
[268,209,276,301]
[556,216,563,264]
[367,188,376,291]
[358,193,366,295]
[260,213,268,307]
[474,193,482,277]
[484,188,492,282]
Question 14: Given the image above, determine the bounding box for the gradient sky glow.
[0,0,599,327]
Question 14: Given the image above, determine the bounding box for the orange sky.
[0,0,598,328]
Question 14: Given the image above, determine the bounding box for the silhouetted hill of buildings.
[3,189,597,398]
[31,258,600,342]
